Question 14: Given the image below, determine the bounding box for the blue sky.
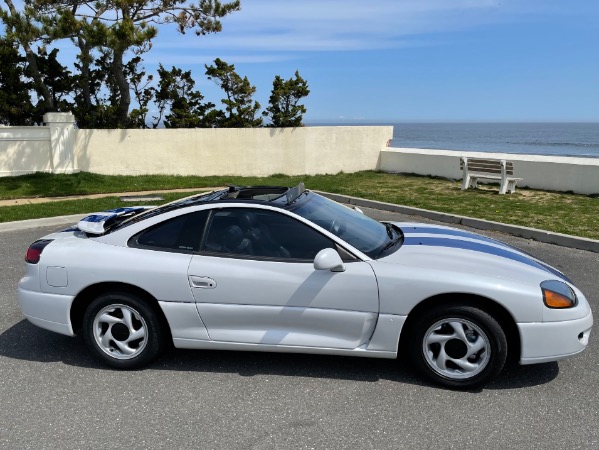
[44,0,599,122]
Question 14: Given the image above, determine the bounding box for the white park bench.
[460,157,522,195]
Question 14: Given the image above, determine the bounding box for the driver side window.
[202,208,346,261]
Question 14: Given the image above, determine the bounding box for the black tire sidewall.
[83,291,165,369]
[408,305,508,389]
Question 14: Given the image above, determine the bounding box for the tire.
[408,305,508,389]
[83,291,166,369]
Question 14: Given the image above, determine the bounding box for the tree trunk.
[77,37,92,110]
[111,48,130,127]
[3,0,54,112]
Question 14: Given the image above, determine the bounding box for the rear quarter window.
[130,210,209,253]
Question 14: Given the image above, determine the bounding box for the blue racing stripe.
[403,236,568,281]
[401,226,505,246]
[400,225,544,261]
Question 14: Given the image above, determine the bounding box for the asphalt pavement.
[0,208,597,449]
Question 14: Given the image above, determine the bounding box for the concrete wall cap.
[43,112,76,124]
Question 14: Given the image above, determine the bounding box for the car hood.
[377,222,571,285]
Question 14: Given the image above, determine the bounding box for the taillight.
[25,239,53,264]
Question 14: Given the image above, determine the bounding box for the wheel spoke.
[97,313,122,325]
[126,327,146,343]
[448,321,468,342]
[425,332,453,345]
[450,357,478,373]
[112,339,137,356]
[435,346,449,371]
[100,327,113,349]
[465,337,486,358]
[121,308,134,332]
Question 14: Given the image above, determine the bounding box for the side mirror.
[314,248,345,272]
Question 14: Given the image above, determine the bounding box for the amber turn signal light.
[543,289,575,308]
[541,280,577,309]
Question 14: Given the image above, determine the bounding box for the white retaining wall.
[0,125,52,176]
[380,147,599,195]
[0,113,78,176]
[0,113,393,178]
[75,126,393,176]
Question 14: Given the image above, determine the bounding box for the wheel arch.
[399,293,521,363]
[70,282,172,341]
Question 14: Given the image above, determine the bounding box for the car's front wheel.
[408,305,508,389]
[83,291,166,369]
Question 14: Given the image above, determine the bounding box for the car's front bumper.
[518,310,593,365]
[18,287,75,336]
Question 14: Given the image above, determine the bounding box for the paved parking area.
[0,209,597,449]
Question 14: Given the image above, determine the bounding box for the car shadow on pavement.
[0,319,559,391]
[0,320,99,368]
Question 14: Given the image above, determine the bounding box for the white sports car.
[18,184,593,388]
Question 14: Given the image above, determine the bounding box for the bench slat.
[467,162,501,168]
[460,161,512,168]
[460,160,514,175]
[467,167,514,174]
[468,168,504,175]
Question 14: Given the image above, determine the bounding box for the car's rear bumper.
[518,311,593,365]
[18,287,75,336]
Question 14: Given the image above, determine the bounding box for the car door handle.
[189,276,217,289]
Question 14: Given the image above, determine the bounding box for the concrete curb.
[317,191,599,253]
[0,214,88,233]
[0,187,223,207]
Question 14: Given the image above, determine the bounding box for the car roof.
[96,182,308,235]
[176,182,306,208]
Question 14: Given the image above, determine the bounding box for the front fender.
[369,261,543,322]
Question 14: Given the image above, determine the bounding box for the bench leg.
[499,180,519,194]
[461,175,471,190]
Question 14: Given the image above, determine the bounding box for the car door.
[188,207,379,349]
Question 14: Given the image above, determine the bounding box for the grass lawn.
[0,171,597,240]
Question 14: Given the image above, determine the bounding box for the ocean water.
[390,123,599,158]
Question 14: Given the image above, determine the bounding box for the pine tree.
[205,58,262,128]
[263,71,310,127]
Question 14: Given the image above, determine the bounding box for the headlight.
[541,280,577,309]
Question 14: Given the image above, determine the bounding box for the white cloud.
[142,53,295,65]
[144,0,580,65]
[148,0,573,57]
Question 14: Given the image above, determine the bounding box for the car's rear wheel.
[408,305,507,389]
[83,291,166,369]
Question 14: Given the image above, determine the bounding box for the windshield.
[292,193,398,258]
